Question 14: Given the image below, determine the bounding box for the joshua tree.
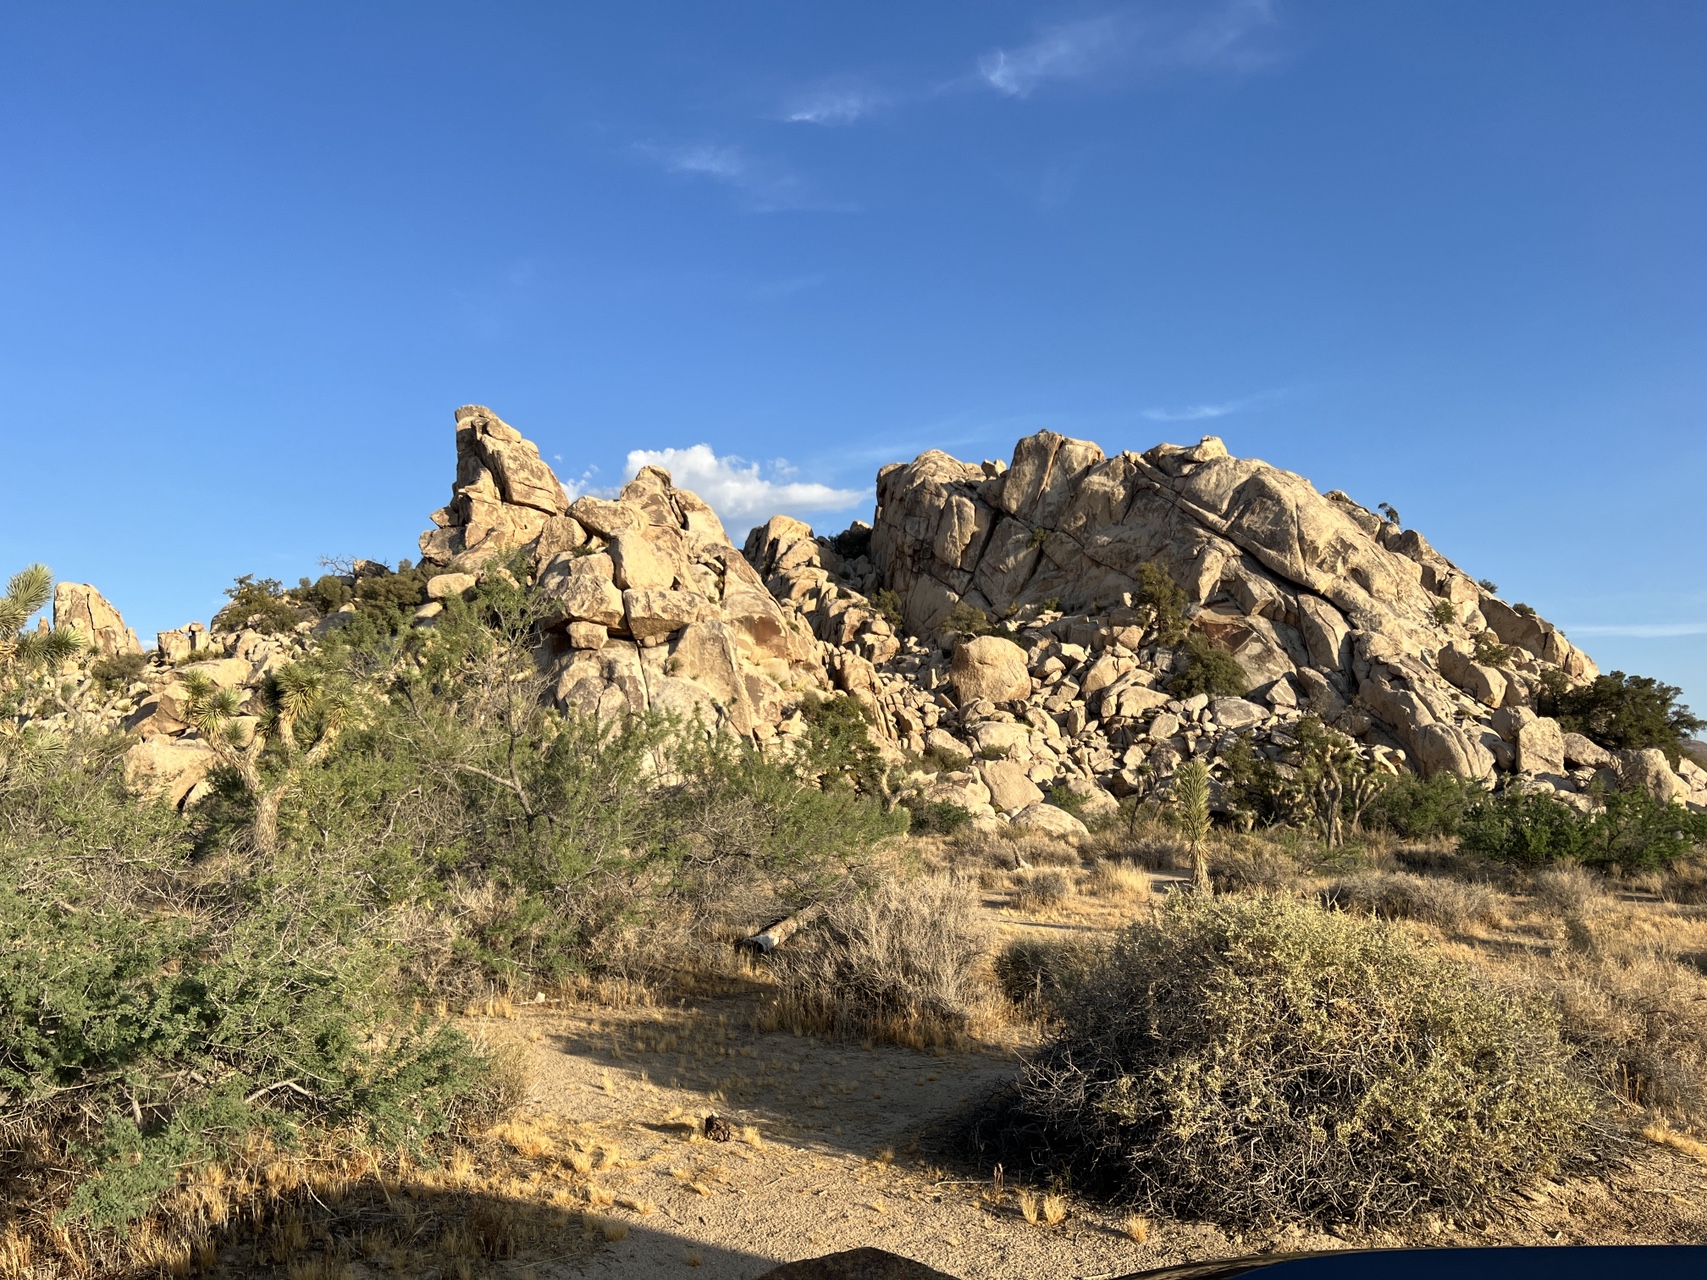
[1295,716,1387,849]
[0,565,82,698]
[183,662,354,855]
[1174,759,1213,893]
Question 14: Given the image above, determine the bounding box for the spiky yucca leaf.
[5,564,52,616]
[14,628,83,671]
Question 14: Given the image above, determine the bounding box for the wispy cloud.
[783,80,890,125]
[1143,388,1286,422]
[978,1,1280,98]
[635,142,849,212]
[619,445,868,525]
[1559,623,1707,638]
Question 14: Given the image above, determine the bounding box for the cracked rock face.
[861,429,1617,786]
[53,583,140,658]
[416,406,829,741]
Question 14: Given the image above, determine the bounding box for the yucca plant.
[1173,758,1213,893]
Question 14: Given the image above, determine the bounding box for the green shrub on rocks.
[1008,894,1589,1225]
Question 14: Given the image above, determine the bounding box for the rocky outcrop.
[863,430,1612,785]
[418,405,587,571]
[52,583,140,658]
[414,408,831,743]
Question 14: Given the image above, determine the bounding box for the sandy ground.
[448,869,1707,1279]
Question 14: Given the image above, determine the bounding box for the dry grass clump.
[1085,859,1150,900]
[1012,868,1074,910]
[994,935,1106,1016]
[1659,858,1707,906]
[766,874,992,1046]
[1528,917,1707,1127]
[1321,870,1503,932]
[1005,893,1590,1226]
[1209,839,1303,895]
[1529,864,1608,918]
[1083,819,1187,870]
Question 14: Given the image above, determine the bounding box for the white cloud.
[636,142,848,213]
[784,82,889,125]
[978,1,1279,98]
[619,445,868,525]
[1559,623,1707,638]
[1143,388,1285,422]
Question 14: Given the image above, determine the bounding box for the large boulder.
[53,583,140,658]
[1010,802,1090,839]
[980,758,1044,812]
[1617,748,1691,806]
[122,737,217,808]
[949,636,1031,704]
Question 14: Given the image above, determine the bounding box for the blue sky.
[4,2,1704,715]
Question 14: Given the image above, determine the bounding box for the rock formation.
[423,406,831,742]
[52,583,140,657]
[750,429,1705,819]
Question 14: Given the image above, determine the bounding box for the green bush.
[871,587,904,629]
[942,601,992,637]
[1461,788,1707,871]
[1133,562,1186,643]
[1540,669,1706,763]
[212,573,309,634]
[90,650,148,690]
[1169,635,1249,699]
[1009,894,1589,1224]
[903,797,972,836]
[1364,770,1480,839]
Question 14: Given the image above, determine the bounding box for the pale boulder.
[122,736,217,808]
[1010,803,1090,839]
[949,635,1031,704]
[625,589,704,645]
[1515,715,1567,776]
[53,582,141,658]
[426,572,477,600]
[980,758,1044,813]
[1210,697,1267,732]
[1617,748,1690,806]
[177,657,253,691]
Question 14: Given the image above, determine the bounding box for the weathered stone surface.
[949,636,1031,704]
[1515,714,1567,776]
[1563,732,1615,769]
[1010,802,1090,839]
[980,758,1044,812]
[122,736,217,808]
[1618,748,1690,806]
[1211,696,1267,731]
[426,572,477,600]
[418,405,572,568]
[176,657,253,690]
[53,583,140,657]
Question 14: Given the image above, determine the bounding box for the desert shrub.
[212,573,308,634]
[1169,635,1248,699]
[870,587,904,629]
[1012,867,1074,910]
[1472,632,1513,668]
[1660,857,1707,905]
[1529,863,1606,917]
[1008,894,1589,1225]
[994,935,1105,1016]
[1540,669,1705,763]
[89,650,148,690]
[1429,600,1456,627]
[1321,871,1501,932]
[943,601,992,637]
[828,523,872,561]
[903,797,972,836]
[1133,562,1186,643]
[768,875,990,1044]
[1364,770,1478,839]
[796,692,889,797]
[1535,935,1707,1127]
[1207,839,1303,895]
[1462,789,1705,872]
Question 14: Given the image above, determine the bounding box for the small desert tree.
[0,565,83,785]
[1173,759,1213,893]
[1295,716,1388,849]
[184,662,356,855]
